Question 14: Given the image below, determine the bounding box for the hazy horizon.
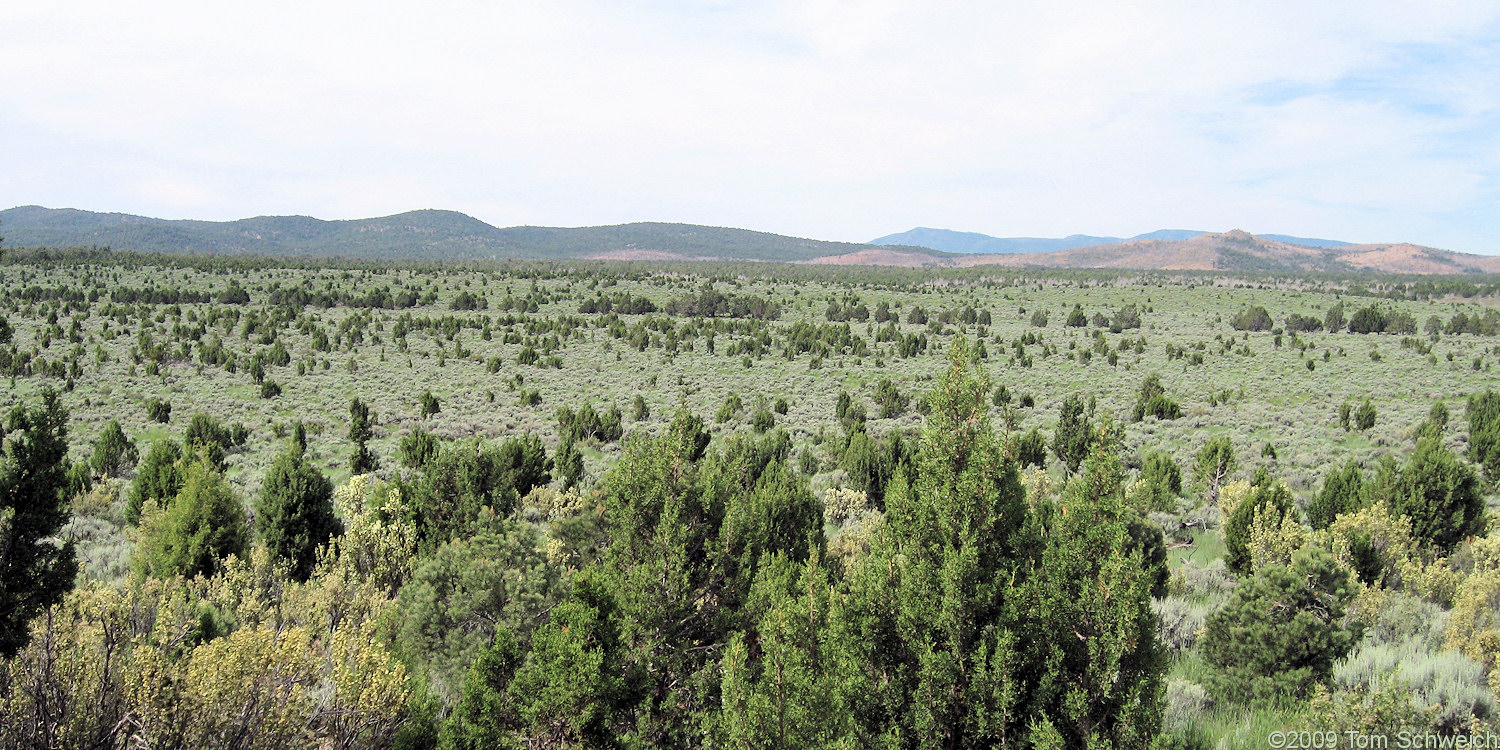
[3,2,1498,253]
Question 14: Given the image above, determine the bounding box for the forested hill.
[0,205,947,263]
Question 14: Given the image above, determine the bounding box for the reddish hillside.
[813,230,1500,274]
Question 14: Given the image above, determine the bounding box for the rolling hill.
[869,227,1351,254]
[0,206,945,264]
[815,229,1500,274]
[4,206,1495,274]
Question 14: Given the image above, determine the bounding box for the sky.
[3,1,1499,253]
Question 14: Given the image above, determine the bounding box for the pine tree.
[1201,547,1357,703]
[0,390,78,657]
[257,440,341,581]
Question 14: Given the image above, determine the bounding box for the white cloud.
[2,0,1498,251]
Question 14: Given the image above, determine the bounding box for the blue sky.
[3,1,1498,253]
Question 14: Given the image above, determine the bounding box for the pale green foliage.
[392,514,563,699]
[1334,637,1494,733]
[135,459,247,579]
[1247,499,1307,573]
[327,475,418,596]
[821,485,868,526]
[1319,501,1417,591]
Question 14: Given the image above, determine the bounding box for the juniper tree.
[1354,398,1377,431]
[1194,436,1237,505]
[1223,479,1295,576]
[1307,459,1368,530]
[1052,393,1094,472]
[833,336,1029,747]
[1469,389,1500,481]
[833,340,1165,747]
[1018,429,1167,747]
[136,458,247,579]
[257,438,341,581]
[349,397,379,474]
[90,418,139,478]
[183,412,232,470]
[420,390,442,419]
[1388,437,1483,554]
[555,437,584,490]
[127,439,185,524]
[0,390,78,657]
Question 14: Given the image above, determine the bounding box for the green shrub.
[90,419,138,478]
[557,403,624,443]
[1193,436,1236,505]
[555,438,584,490]
[797,447,819,476]
[1066,304,1087,327]
[136,459,248,579]
[1388,437,1483,554]
[1051,394,1094,472]
[183,413,232,470]
[127,439,184,524]
[1201,547,1358,703]
[873,378,908,418]
[750,407,774,433]
[145,397,172,423]
[1222,479,1293,576]
[1468,389,1500,481]
[1349,305,1387,334]
[716,392,744,423]
[1014,427,1047,469]
[1132,451,1183,511]
[257,443,340,582]
[399,427,440,469]
[0,389,76,658]
[419,390,441,418]
[1307,460,1368,530]
[395,518,563,700]
[1230,306,1273,332]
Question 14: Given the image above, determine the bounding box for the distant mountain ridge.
[870,227,1351,254]
[0,205,944,264]
[815,229,1500,275]
[4,206,1494,274]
